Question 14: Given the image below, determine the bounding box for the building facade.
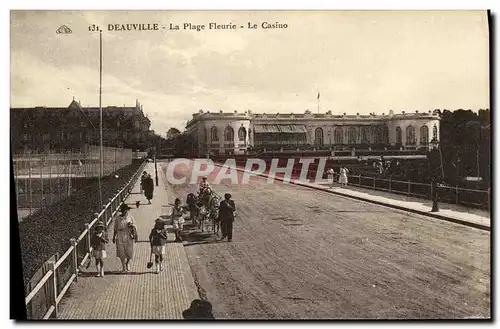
[10,99,153,152]
[184,109,441,156]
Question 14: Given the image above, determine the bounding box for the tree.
[171,133,196,158]
[167,128,181,140]
[437,108,490,185]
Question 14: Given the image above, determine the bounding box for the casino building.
[184,109,441,157]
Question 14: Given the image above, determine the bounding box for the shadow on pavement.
[182,228,219,247]
[79,270,151,277]
[182,299,215,320]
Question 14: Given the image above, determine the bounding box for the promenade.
[45,160,489,319]
[57,163,199,319]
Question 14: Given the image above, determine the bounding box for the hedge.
[18,160,144,284]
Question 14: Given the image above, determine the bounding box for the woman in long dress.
[338,165,349,188]
[327,168,335,188]
[113,204,137,272]
[143,174,154,204]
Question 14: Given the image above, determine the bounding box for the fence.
[345,174,489,209]
[13,145,133,220]
[226,157,489,210]
[23,160,146,319]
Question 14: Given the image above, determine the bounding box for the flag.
[317,92,320,99]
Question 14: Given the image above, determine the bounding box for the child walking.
[90,221,108,277]
[149,218,168,274]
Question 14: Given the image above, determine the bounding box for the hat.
[119,203,132,212]
[182,299,214,320]
[95,221,105,228]
[154,219,166,229]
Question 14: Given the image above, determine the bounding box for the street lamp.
[429,138,440,212]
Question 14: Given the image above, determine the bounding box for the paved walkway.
[57,163,199,319]
[228,165,490,230]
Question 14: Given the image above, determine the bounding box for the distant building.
[10,99,153,152]
[184,109,441,157]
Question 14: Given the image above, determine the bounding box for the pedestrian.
[327,167,335,188]
[219,193,236,242]
[140,171,147,194]
[338,165,349,188]
[90,220,108,277]
[113,204,138,272]
[170,198,186,242]
[200,177,210,191]
[143,173,154,204]
[149,218,168,274]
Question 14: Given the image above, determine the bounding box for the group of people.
[89,202,165,276]
[89,203,138,276]
[140,171,155,204]
[88,177,237,276]
[326,165,350,188]
[197,177,236,241]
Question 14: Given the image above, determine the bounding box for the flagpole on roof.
[317,92,320,114]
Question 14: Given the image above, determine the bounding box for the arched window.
[334,127,343,144]
[348,127,356,144]
[210,126,219,142]
[314,128,324,147]
[374,127,383,144]
[361,127,370,144]
[433,124,438,140]
[396,127,402,144]
[238,126,246,141]
[224,126,234,142]
[406,126,416,145]
[420,125,429,145]
[383,126,389,144]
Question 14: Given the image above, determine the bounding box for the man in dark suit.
[218,193,236,242]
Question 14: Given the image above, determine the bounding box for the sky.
[10,10,490,134]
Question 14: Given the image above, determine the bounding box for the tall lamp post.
[97,30,103,209]
[429,138,440,212]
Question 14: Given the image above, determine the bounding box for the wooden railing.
[23,161,146,319]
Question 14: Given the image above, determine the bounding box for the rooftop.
[185,108,442,127]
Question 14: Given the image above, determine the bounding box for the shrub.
[18,160,144,284]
